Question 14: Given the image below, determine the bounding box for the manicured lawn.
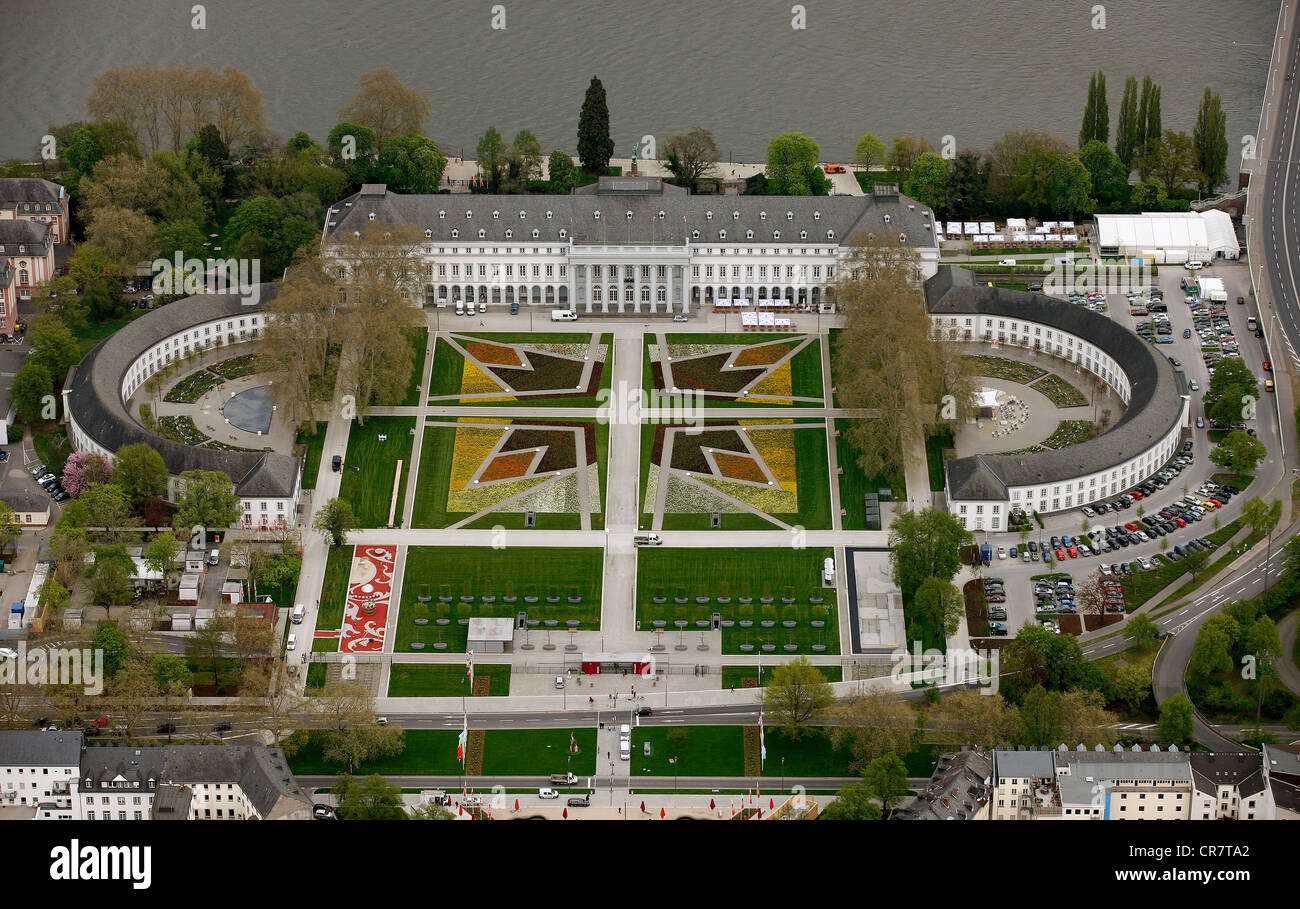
[628,726,868,778]
[287,728,597,776]
[393,546,603,652]
[719,665,842,688]
[636,547,839,654]
[73,313,144,357]
[387,663,511,697]
[317,545,353,630]
[836,418,904,529]
[1120,518,1247,607]
[427,337,465,398]
[296,425,326,491]
[403,328,429,407]
[338,416,415,527]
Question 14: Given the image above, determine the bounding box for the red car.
[1263,360,1272,372]
[1066,547,1078,558]
[1174,517,1186,527]
[91,717,108,727]
[1055,548,1067,561]
[1125,522,1140,532]
[1131,491,1144,500]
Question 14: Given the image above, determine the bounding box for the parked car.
[538,788,559,800]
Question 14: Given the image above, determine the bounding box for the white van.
[822,557,835,584]
[1185,260,1204,271]
[455,299,465,315]
[291,604,305,625]
[619,724,631,740]
[619,740,631,761]
[551,309,578,322]
[286,633,297,651]
[997,258,1016,266]
[207,548,219,566]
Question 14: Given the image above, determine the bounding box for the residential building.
[1263,744,1300,820]
[0,178,70,245]
[991,748,1058,819]
[894,749,991,820]
[0,730,82,819]
[1190,752,1270,820]
[1,492,51,527]
[0,219,55,309]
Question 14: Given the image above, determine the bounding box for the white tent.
[979,221,996,234]
[741,311,758,326]
[964,222,980,235]
[1095,211,1240,260]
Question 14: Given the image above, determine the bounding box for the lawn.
[403,328,429,407]
[1030,372,1088,408]
[317,545,353,631]
[636,547,839,654]
[393,546,603,652]
[286,728,597,777]
[1120,518,1246,607]
[719,665,842,688]
[73,312,144,357]
[962,354,1046,384]
[646,334,823,405]
[836,418,904,529]
[428,337,465,398]
[338,416,415,527]
[627,726,868,779]
[296,425,326,491]
[31,423,72,476]
[387,663,511,697]
[427,332,611,406]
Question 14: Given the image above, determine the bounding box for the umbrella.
[660,807,666,819]
[458,804,463,816]
[640,800,646,813]
[757,809,762,819]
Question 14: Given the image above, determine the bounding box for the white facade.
[933,312,1187,531]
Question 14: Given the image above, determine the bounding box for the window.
[531,229,539,238]
[760,211,767,220]
[773,230,781,240]
[559,229,567,238]
[424,229,432,238]
[593,211,601,220]
[477,229,485,239]
[732,211,739,220]
[799,230,807,240]
[519,210,526,220]
[626,210,633,220]
[813,211,821,221]
[505,229,512,239]
[719,230,727,239]
[657,210,665,219]
[451,229,459,238]
[546,210,553,219]
[706,211,713,220]
[786,211,793,220]
[465,210,473,219]
[367,212,375,221]
[691,230,700,240]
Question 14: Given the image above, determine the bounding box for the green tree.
[1129,177,1167,209]
[765,132,821,195]
[154,218,209,262]
[85,546,135,606]
[1114,74,1140,171]
[760,656,834,740]
[1019,685,1064,746]
[28,318,81,378]
[901,152,951,212]
[576,76,614,174]
[335,773,407,819]
[852,133,886,171]
[150,653,193,693]
[195,123,230,169]
[819,782,883,820]
[1157,693,1195,745]
[475,126,508,193]
[112,442,169,505]
[885,136,934,182]
[143,532,181,586]
[945,150,989,217]
[1079,140,1130,208]
[1210,431,1266,474]
[860,752,910,818]
[547,150,577,194]
[1136,130,1199,193]
[92,621,131,679]
[1123,613,1160,650]
[11,362,53,423]
[911,576,965,641]
[172,470,241,532]
[1079,70,1109,147]
[314,498,359,547]
[888,507,972,601]
[1190,614,1240,677]
[1193,87,1228,194]
[661,128,718,192]
[1112,664,1152,713]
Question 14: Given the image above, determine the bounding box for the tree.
[314,498,359,547]
[885,136,934,181]
[109,658,158,736]
[373,134,446,194]
[335,773,407,820]
[818,782,883,820]
[760,656,834,739]
[1193,87,1228,194]
[1019,685,1064,746]
[1112,664,1152,714]
[852,133,886,171]
[1079,70,1109,147]
[576,76,614,174]
[1135,130,1199,193]
[901,152,950,212]
[85,205,157,266]
[1058,688,1118,745]
[172,470,241,533]
[1241,496,1281,542]
[315,681,405,772]
[411,801,455,820]
[185,615,232,690]
[825,690,916,772]
[1079,140,1130,208]
[509,129,543,185]
[194,123,229,168]
[1190,614,1240,678]
[85,546,136,606]
[548,150,577,194]
[1123,612,1160,651]
[931,689,1023,749]
[0,503,18,554]
[860,752,910,818]
[143,532,181,587]
[337,68,430,144]
[1210,431,1266,475]
[1115,74,1140,171]
[661,128,719,192]
[27,318,80,380]
[11,362,53,423]
[150,653,192,694]
[1013,147,1095,217]
[1181,546,1211,586]
[910,576,965,641]
[945,150,989,218]
[93,621,131,680]
[475,126,508,193]
[765,132,821,195]
[888,508,972,601]
[1157,693,1195,745]
[112,442,169,506]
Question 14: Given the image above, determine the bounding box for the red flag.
[514,799,519,812]
[769,797,774,810]
[709,799,715,810]
[757,808,762,819]
[640,800,645,813]
[659,807,665,819]
[731,805,735,817]
[458,804,463,816]
[563,808,568,819]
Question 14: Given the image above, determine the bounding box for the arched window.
[746,230,754,239]
[719,229,727,240]
[466,210,473,219]
[492,210,500,220]
[786,211,793,220]
[532,228,540,238]
[438,210,446,219]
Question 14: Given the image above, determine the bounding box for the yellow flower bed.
[460,359,515,402]
[448,474,550,512]
[744,424,797,493]
[745,359,792,404]
[447,420,509,494]
[698,475,796,514]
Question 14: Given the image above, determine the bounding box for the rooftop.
[0,730,83,767]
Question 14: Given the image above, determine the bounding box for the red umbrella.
[660,807,666,819]
[770,797,774,810]
[757,808,762,819]
[709,798,715,810]
[640,800,646,813]
[514,799,519,812]
[563,808,568,819]
[458,804,463,816]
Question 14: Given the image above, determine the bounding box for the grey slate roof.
[63,285,300,499]
[0,219,52,257]
[1190,752,1266,796]
[0,492,50,513]
[0,177,67,212]
[151,783,193,819]
[0,730,83,766]
[992,748,1055,780]
[894,749,992,820]
[324,182,937,250]
[928,267,1188,500]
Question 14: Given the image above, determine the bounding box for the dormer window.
[773,230,781,240]
[706,211,714,220]
[626,210,633,220]
[367,212,376,221]
[719,229,727,239]
[594,211,601,220]
[546,210,553,219]
[827,229,835,240]
[883,213,892,224]
[451,229,459,238]
[531,228,540,238]
[438,210,446,219]
[505,229,513,239]
[519,210,526,220]
[478,228,486,238]
[746,230,754,239]
[657,210,665,219]
[732,211,739,220]
[492,210,500,220]
[424,229,432,238]
[785,211,793,220]
[691,230,700,240]
[813,211,821,221]
[760,211,767,220]
[899,232,907,243]
[799,230,807,240]
[466,210,474,219]
[559,228,567,238]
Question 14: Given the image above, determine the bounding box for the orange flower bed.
[465,341,523,367]
[479,451,534,482]
[713,452,766,484]
[732,343,791,368]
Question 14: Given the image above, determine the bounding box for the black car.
[1027,282,1043,291]
[156,723,177,734]
[566,795,591,807]
[331,455,342,472]
[214,721,232,732]
[634,707,653,717]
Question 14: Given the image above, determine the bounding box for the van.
[551,309,578,321]
[633,532,663,546]
[291,604,305,625]
[207,548,219,566]
[455,300,464,315]
[555,676,565,689]
[510,301,519,315]
[286,633,297,651]
[619,724,631,740]
[619,740,631,761]
[822,557,835,584]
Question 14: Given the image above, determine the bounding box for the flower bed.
[1030,373,1088,408]
[164,370,222,403]
[714,452,767,483]
[210,354,262,379]
[732,342,792,368]
[1041,420,1094,449]
[158,416,207,445]
[464,341,523,367]
[480,451,535,482]
[962,355,1046,384]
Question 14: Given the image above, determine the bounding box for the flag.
[466,650,474,688]
[457,714,467,762]
[759,711,766,763]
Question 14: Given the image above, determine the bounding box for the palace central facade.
[321,177,940,312]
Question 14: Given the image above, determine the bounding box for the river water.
[0,0,1279,176]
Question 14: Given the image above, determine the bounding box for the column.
[633,262,641,314]
[666,264,674,314]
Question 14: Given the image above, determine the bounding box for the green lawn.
[338,416,415,527]
[925,432,954,492]
[836,418,904,529]
[394,546,603,652]
[636,547,839,654]
[427,333,612,406]
[387,663,511,697]
[296,425,326,491]
[287,728,597,777]
[646,334,823,406]
[73,313,144,357]
[317,545,353,631]
[628,726,866,778]
[1121,518,1247,607]
[31,423,72,476]
[403,328,429,407]
[719,665,842,689]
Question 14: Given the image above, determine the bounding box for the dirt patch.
[742,725,761,777]
[465,729,485,776]
[668,429,748,472]
[963,579,989,637]
[668,353,763,393]
[1058,614,1082,635]
[1083,613,1123,631]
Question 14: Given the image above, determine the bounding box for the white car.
[1185,260,1204,270]
[539,788,559,800]
[997,546,1007,559]
[672,314,688,322]
[998,258,1017,266]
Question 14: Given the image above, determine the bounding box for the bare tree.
[337,68,431,144]
[661,128,719,192]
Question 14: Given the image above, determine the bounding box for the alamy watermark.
[598,382,705,432]
[0,642,104,695]
[890,642,1000,694]
[151,252,261,304]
